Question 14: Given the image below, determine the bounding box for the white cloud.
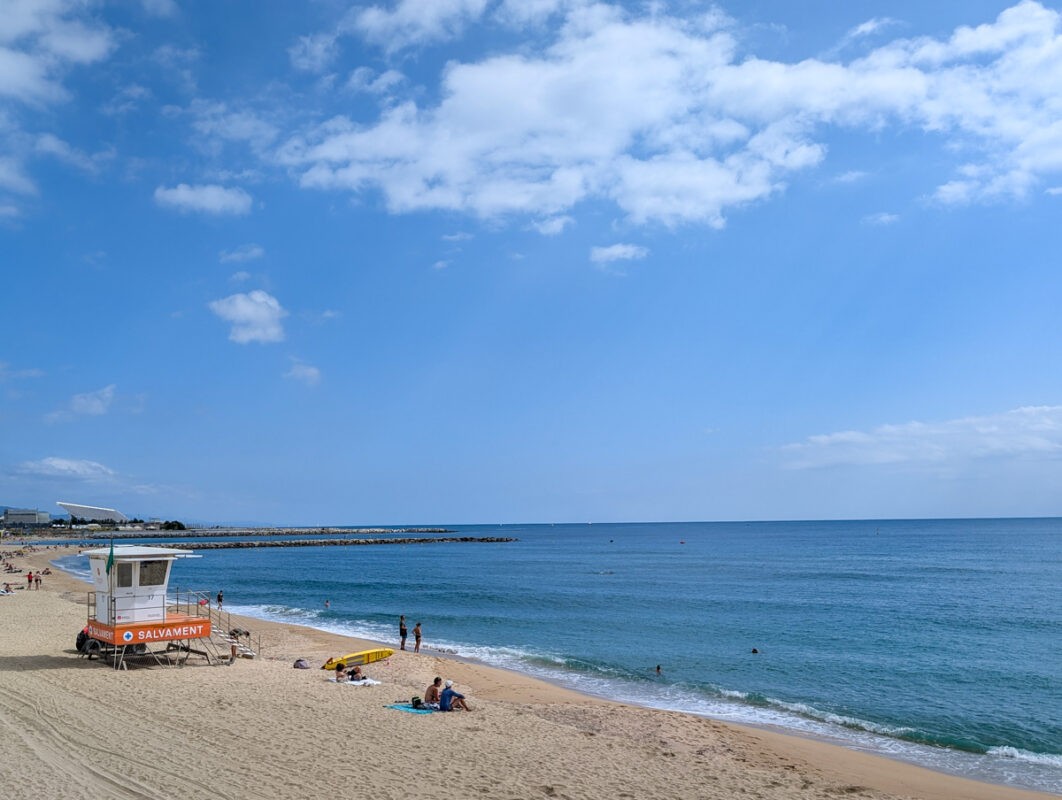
[141,0,177,18]
[284,359,321,386]
[0,157,36,195]
[230,270,251,282]
[781,405,1062,469]
[346,67,406,94]
[354,0,491,51]
[46,384,117,422]
[101,83,151,116]
[834,170,868,184]
[532,215,573,235]
[208,290,287,344]
[18,456,116,480]
[0,3,115,104]
[219,243,265,263]
[432,259,449,270]
[0,362,44,380]
[590,243,648,263]
[70,384,116,415]
[441,231,472,242]
[275,2,1062,228]
[154,183,252,215]
[141,0,176,17]
[1045,186,1062,195]
[289,33,338,72]
[35,133,110,173]
[862,211,899,225]
[189,101,279,154]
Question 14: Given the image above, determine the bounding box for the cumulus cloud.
[154,183,252,215]
[219,243,265,263]
[284,359,321,386]
[781,405,1062,469]
[590,243,648,263]
[353,0,491,51]
[18,456,116,480]
[274,1,1062,228]
[0,2,115,104]
[209,290,287,343]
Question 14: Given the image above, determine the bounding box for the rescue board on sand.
[322,648,395,670]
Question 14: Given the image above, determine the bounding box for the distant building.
[2,508,51,526]
[56,502,128,523]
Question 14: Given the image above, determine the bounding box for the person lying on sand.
[439,680,471,712]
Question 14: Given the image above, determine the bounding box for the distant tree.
[161,520,186,531]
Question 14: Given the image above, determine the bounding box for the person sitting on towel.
[347,666,364,682]
[424,676,443,709]
[439,679,471,711]
[334,664,347,681]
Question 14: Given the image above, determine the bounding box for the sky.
[4,0,1062,526]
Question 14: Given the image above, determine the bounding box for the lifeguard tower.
[82,545,221,669]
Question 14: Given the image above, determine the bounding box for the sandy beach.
[0,544,1054,800]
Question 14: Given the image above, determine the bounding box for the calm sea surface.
[54,518,1062,794]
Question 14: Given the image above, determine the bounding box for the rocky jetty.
[163,536,516,550]
[93,527,453,539]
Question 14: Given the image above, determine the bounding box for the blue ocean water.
[54,519,1062,794]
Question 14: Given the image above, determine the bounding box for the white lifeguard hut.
[82,544,216,668]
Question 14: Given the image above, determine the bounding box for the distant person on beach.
[424,676,442,709]
[334,663,347,681]
[440,680,471,711]
[347,665,364,682]
[217,590,223,610]
[34,573,41,589]
[27,572,33,589]
[413,622,422,653]
[399,615,408,650]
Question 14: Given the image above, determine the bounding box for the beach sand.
[0,545,1054,800]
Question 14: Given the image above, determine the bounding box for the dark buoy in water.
[751,648,759,654]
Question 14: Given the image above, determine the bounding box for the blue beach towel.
[386,703,434,714]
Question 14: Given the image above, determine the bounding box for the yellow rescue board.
[322,648,395,670]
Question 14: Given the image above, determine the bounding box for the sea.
[52,518,1062,795]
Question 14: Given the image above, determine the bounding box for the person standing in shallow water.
[413,621,422,653]
[399,615,408,650]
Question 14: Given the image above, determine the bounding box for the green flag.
[105,539,115,575]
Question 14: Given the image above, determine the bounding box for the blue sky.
[4,0,1062,525]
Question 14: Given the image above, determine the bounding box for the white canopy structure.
[57,502,128,522]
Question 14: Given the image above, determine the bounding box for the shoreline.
[6,543,1056,800]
